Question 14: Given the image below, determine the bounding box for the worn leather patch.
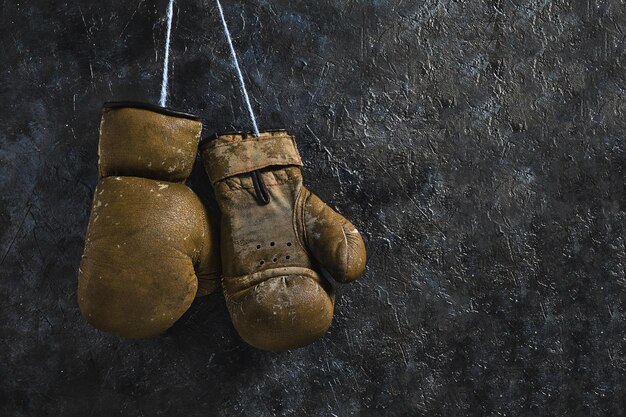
[98,106,202,182]
[201,131,303,183]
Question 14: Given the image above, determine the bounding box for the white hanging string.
[159,0,175,107]
[215,0,261,136]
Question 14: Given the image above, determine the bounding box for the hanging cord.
[159,0,175,107]
[215,0,270,205]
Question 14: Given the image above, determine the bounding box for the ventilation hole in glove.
[260,260,265,265]
[286,256,290,260]
[286,242,292,246]
[270,242,275,246]
[273,258,278,262]
[256,244,261,249]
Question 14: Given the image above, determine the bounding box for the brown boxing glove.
[78,102,220,339]
[200,130,366,351]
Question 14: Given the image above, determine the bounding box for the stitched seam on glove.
[339,219,349,279]
[193,207,208,266]
[295,187,309,252]
[223,267,322,302]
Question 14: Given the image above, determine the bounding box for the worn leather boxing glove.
[78,102,220,338]
[200,130,366,351]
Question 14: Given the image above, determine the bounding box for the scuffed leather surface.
[79,176,215,337]
[1,0,625,416]
[78,106,220,338]
[203,131,303,183]
[98,106,201,182]
[201,133,366,351]
[302,190,366,283]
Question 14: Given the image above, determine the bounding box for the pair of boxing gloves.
[78,102,366,351]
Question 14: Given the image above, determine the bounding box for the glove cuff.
[200,130,303,184]
[98,102,202,182]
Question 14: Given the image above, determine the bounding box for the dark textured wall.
[1,1,625,416]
